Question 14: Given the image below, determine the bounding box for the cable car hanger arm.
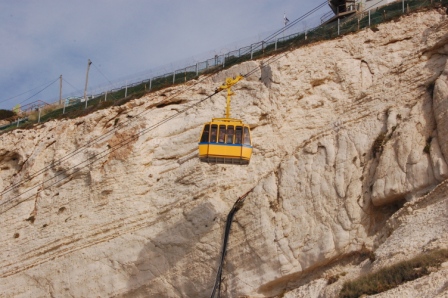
[214,75,244,93]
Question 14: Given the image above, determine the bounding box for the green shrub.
[372,132,386,158]
[423,137,432,154]
[0,109,16,121]
[339,249,448,298]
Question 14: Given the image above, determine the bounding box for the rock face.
[0,9,448,298]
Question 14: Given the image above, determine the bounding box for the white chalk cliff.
[0,8,448,298]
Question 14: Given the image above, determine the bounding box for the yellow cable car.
[198,76,253,164]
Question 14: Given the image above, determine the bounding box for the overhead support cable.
[1,68,221,197]
[62,78,83,94]
[0,89,221,213]
[0,77,61,105]
[0,1,375,210]
[17,78,60,105]
[92,62,114,86]
[91,62,119,101]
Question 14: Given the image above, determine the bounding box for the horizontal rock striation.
[0,9,447,298]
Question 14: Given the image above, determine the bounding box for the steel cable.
[1,2,330,197]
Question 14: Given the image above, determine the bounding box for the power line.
[90,62,119,101]
[0,1,376,203]
[62,78,82,94]
[1,67,220,197]
[2,0,324,195]
[1,1,414,211]
[264,2,327,44]
[17,78,60,105]
[1,41,430,213]
[213,1,327,82]
[0,78,61,105]
[0,89,220,213]
[91,62,114,86]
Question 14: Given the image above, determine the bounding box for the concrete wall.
[358,0,399,11]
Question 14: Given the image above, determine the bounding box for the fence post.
[38,108,41,123]
[63,99,66,114]
[196,63,199,76]
[149,78,152,90]
[17,118,20,127]
[125,81,128,97]
[173,72,175,84]
[275,38,278,50]
[402,0,404,13]
[369,10,371,26]
[105,91,108,101]
[250,44,253,60]
[223,54,225,68]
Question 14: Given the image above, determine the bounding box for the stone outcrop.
[0,9,447,298]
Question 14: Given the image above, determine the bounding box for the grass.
[339,249,448,298]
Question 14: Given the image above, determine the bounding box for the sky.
[0,0,331,110]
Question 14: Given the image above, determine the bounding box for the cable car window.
[200,125,210,143]
[218,125,226,143]
[235,126,242,144]
[226,126,234,144]
[243,127,251,145]
[210,125,218,143]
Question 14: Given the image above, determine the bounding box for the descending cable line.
[0,19,416,206]
[3,38,427,201]
[263,2,327,43]
[1,69,220,196]
[3,4,307,196]
[18,77,60,105]
[1,1,412,209]
[91,62,119,101]
[0,77,61,105]
[2,1,331,196]
[92,63,114,86]
[239,4,335,79]
[0,91,220,212]
[62,78,82,94]
[0,28,421,208]
[233,1,328,62]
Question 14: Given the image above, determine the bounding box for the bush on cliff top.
[339,249,448,298]
[0,109,16,121]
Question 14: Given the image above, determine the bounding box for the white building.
[359,0,399,11]
[328,0,399,14]
[324,0,400,23]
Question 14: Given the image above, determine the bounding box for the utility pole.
[84,59,92,109]
[125,80,128,97]
[59,75,63,105]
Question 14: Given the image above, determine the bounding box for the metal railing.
[2,0,445,132]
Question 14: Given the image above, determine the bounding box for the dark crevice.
[156,99,187,108]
